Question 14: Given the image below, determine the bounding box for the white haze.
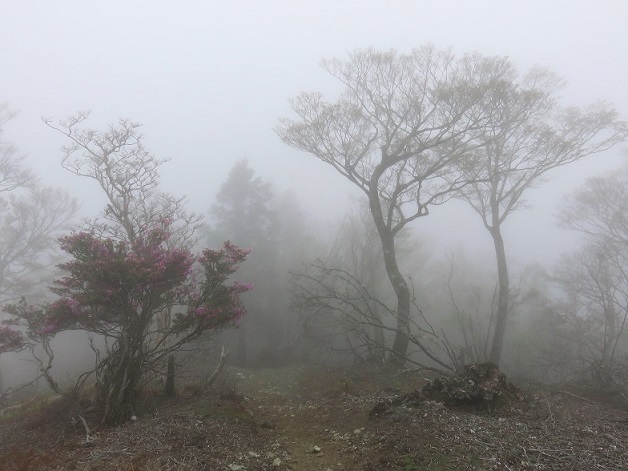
[0,0,626,272]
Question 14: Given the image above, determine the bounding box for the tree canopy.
[277,46,523,363]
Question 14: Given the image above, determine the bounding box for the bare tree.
[0,188,78,302]
[0,104,34,192]
[277,47,515,364]
[553,165,628,387]
[439,255,495,370]
[0,106,77,395]
[328,201,390,362]
[0,107,77,301]
[458,68,628,365]
[300,200,426,364]
[43,112,202,247]
[292,203,391,364]
[560,164,628,248]
[551,243,628,388]
[292,260,455,373]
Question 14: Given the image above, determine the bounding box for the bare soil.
[1,366,627,470]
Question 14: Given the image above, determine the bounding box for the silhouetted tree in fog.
[553,242,627,387]
[277,46,521,364]
[211,160,276,250]
[328,202,390,362]
[0,106,76,302]
[210,161,275,364]
[210,161,314,366]
[457,69,628,365]
[293,200,433,365]
[560,164,628,248]
[0,105,33,191]
[45,112,202,247]
[551,165,628,387]
[0,105,77,393]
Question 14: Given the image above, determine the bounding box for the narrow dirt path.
[239,368,381,471]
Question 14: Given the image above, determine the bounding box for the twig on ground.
[544,397,554,423]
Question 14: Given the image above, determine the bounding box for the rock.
[369,400,392,418]
[272,457,282,466]
[421,362,522,410]
[228,465,245,471]
[370,362,524,416]
[312,445,322,453]
[369,391,421,418]
[420,400,445,411]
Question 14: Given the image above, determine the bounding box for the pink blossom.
[233,282,254,292]
[0,326,24,353]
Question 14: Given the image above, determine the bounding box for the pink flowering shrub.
[38,227,196,334]
[8,228,251,337]
[3,222,251,424]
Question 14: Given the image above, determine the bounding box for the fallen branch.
[555,390,596,404]
[598,417,628,423]
[171,458,192,468]
[205,346,227,389]
[77,414,95,443]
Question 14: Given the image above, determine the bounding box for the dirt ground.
[1,366,627,470]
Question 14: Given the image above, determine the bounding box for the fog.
[1,1,625,264]
[1,0,628,405]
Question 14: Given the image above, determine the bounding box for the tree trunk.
[489,225,509,366]
[163,354,176,397]
[99,332,144,425]
[377,226,411,365]
[368,175,411,365]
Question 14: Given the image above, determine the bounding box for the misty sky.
[1,0,627,271]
